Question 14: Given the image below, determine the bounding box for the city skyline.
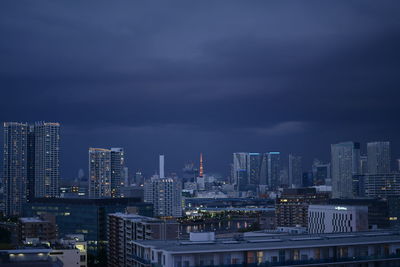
[2,123,400,180]
[1,2,400,178]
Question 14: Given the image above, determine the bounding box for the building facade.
[367,141,391,174]
[288,154,302,188]
[3,122,60,216]
[23,198,153,255]
[144,178,182,218]
[130,231,400,267]
[328,198,390,230]
[267,152,281,190]
[275,188,330,228]
[3,122,28,216]
[107,213,179,267]
[308,205,368,234]
[331,142,360,198]
[232,152,248,190]
[89,147,126,198]
[18,216,58,243]
[34,122,60,198]
[89,148,112,198]
[312,160,331,186]
[111,148,125,197]
[364,173,400,198]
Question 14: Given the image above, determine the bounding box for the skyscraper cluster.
[231,140,398,200]
[3,122,60,216]
[331,141,397,199]
[232,152,281,192]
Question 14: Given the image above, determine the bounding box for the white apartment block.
[144,177,182,218]
[130,231,400,267]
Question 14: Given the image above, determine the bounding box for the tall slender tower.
[3,122,28,216]
[159,155,165,178]
[267,152,281,190]
[89,148,112,198]
[110,148,125,197]
[34,122,60,198]
[288,154,303,188]
[199,153,204,177]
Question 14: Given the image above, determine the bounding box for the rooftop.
[19,217,46,223]
[28,197,143,205]
[131,231,400,254]
[109,212,158,221]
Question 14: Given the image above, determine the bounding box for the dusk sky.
[1,1,400,179]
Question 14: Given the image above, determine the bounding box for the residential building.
[3,122,60,214]
[144,177,182,218]
[27,126,35,201]
[89,148,112,198]
[34,122,60,198]
[107,213,179,267]
[111,148,125,197]
[308,205,368,234]
[144,155,182,218]
[331,142,360,198]
[275,188,330,228]
[130,231,400,267]
[3,122,28,216]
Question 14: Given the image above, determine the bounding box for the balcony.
[131,254,151,266]
[184,253,400,267]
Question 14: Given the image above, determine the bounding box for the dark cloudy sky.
[1,1,400,179]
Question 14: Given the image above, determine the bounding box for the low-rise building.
[130,231,400,267]
[308,205,368,234]
[0,249,62,267]
[7,234,87,267]
[328,198,390,229]
[0,238,87,267]
[18,215,58,244]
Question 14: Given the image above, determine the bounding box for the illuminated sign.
[334,206,348,211]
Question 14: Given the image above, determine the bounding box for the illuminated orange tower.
[199,153,204,177]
